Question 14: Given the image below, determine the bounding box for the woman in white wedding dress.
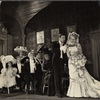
[61,32,100,98]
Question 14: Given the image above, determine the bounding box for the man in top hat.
[52,34,68,98]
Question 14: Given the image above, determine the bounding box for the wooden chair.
[43,84,48,94]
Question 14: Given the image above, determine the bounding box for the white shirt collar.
[59,41,64,46]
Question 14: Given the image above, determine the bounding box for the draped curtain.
[90,33,100,80]
[0,40,3,56]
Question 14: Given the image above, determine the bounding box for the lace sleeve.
[12,68,17,75]
[67,47,71,58]
[77,43,82,54]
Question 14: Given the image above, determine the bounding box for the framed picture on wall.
[51,28,59,42]
[36,31,44,44]
[67,25,76,34]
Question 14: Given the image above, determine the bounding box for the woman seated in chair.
[42,49,55,96]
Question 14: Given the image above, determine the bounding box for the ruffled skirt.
[67,59,100,98]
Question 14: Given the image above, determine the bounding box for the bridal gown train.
[63,44,100,98]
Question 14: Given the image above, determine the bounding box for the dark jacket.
[52,41,68,78]
[21,56,36,75]
[52,42,68,65]
[0,62,3,74]
[13,63,24,75]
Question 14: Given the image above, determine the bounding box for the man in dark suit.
[35,52,43,94]
[13,57,25,91]
[52,34,68,98]
[0,62,3,74]
[21,52,36,94]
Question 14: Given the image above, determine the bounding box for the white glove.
[16,74,20,78]
[60,45,67,54]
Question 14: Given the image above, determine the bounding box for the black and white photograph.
[67,25,76,34]
[36,31,44,44]
[51,28,59,42]
[0,0,100,100]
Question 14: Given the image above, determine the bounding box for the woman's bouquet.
[70,54,87,68]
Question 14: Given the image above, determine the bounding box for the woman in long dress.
[61,32,100,98]
[0,67,7,89]
[6,61,18,88]
[0,55,8,89]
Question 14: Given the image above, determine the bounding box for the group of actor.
[0,31,100,98]
[0,34,68,97]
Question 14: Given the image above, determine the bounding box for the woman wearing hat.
[0,65,7,93]
[14,46,28,60]
[0,55,19,94]
[6,62,17,86]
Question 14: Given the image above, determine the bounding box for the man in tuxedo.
[21,51,36,94]
[0,62,3,74]
[52,34,68,98]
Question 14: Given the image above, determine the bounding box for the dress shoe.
[26,91,29,94]
[55,94,62,98]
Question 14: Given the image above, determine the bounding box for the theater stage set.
[0,1,100,100]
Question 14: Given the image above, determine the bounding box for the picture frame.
[67,25,76,34]
[36,31,44,44]
[51,28,59,42]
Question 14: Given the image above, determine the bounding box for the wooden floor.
[0,93,99,100]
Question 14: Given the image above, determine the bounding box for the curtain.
[0,40,3,56]
[90,33,100,80]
